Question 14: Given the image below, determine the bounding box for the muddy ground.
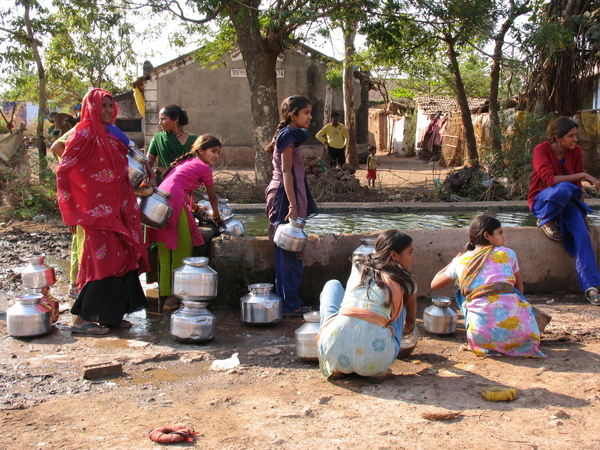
[2,219,600,449]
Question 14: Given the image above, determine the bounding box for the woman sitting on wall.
[528,117,600,305]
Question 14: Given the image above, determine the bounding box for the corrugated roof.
[416,95,487,114]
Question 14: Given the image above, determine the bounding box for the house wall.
[114,92,144,147]
[142,49,368,165]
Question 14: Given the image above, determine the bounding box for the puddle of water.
[235,210,600,236]
[119,362,211,386]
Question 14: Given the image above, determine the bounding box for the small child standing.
[147,134,225,310]
[366,145,379,188]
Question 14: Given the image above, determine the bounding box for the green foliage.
[325,67,343,91]
[0,157,59,220]
[481,110,551,199]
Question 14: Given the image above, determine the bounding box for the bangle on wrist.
[288,205,296,209]
[149,172,157,178]
[212,213,221,219]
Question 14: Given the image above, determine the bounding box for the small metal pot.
[295,311,320,360]
[21,255,56,290]
[138,188,173,229]
[172,257,218,300]
[274,218,308,252]
[7,294,52,337]
[423,296,458,335]
[127,146,149,189]
[221,217,246,236]
[397,324,420,358]
[170,301,216,343]
[352,237,378,266]
[240,283,282,324]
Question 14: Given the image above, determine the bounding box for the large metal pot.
[138,188,173,229]
[240,283,282,324]
[274,218,308,252]
[21,255,56,290]
[127,145,149,189]
[170,301,216,343]
[172,257,218,300]
[7,294,52,337]
[295,311,320,360]
[423,296,458,335]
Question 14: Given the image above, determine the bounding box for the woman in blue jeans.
[317,230,417,382]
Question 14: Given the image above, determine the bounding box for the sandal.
[537,220,562,242]
[328,371,348,380]
[162,297,181,311]
[585,288,600,306]
[367,368,392,384]
[282,305,313,317]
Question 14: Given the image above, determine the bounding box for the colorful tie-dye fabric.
[445,247,546,358]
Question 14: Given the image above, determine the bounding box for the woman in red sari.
[56,88,150,334]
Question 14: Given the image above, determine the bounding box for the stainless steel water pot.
[172,257,218,300]
[273,217,308,252]
[127,145,149,189]
[352,237,377,266]
[295,311,320,360]
[21,255,56,290]
[240,283,282,324]
[25,287,59,323]
[423,296,458,335]
[397,324,420,358]
[220,217,246,237]
[7,294,52,337]
[138,188,173,229]
[170,301,216,343]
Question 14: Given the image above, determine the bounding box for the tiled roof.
[416,95,487,114]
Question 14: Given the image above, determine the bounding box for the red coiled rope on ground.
[148,425,199,443]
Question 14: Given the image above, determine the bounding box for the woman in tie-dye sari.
[431,214,545,358]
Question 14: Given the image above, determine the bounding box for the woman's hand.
[584,173,600,191]
[68,225,77,235]
[285,206,298,222]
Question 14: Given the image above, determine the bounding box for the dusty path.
[1,295,600,450]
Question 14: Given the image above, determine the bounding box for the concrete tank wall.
[207,226,600,310]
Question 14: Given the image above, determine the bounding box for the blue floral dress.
[318,278,404,377]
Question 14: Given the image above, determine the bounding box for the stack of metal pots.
[240,283,282,325]
[20,255,59,323]
[169,257,218,343]
[295,311,320,360]
[7,255,58,338]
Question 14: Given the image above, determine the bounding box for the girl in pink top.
[148,134,224,310]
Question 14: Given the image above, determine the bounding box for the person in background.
[318,230,417,382]
[147,104,197,185]
[528,117,600,305]
[146,135,224,311]
[265,95,319,315]
[430,214,545,358]
[56,88,150,334]
[315,111,349,168]
[366,145,379,188]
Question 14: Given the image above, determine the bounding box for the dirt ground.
[2,157,600,449]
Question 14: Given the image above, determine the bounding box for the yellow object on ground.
[481,385,517,401]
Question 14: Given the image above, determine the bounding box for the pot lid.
[431,296,452,307]
[182,256,209,267]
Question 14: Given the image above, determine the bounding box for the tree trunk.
[228,2,280,183]
[323,84,333,160]
[489,5,527,152]
[23,0,47,174]
[446,39,478,167]
[343,18,358,168]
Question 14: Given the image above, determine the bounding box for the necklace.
[176,130,184,139]
[553,142,566,157]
